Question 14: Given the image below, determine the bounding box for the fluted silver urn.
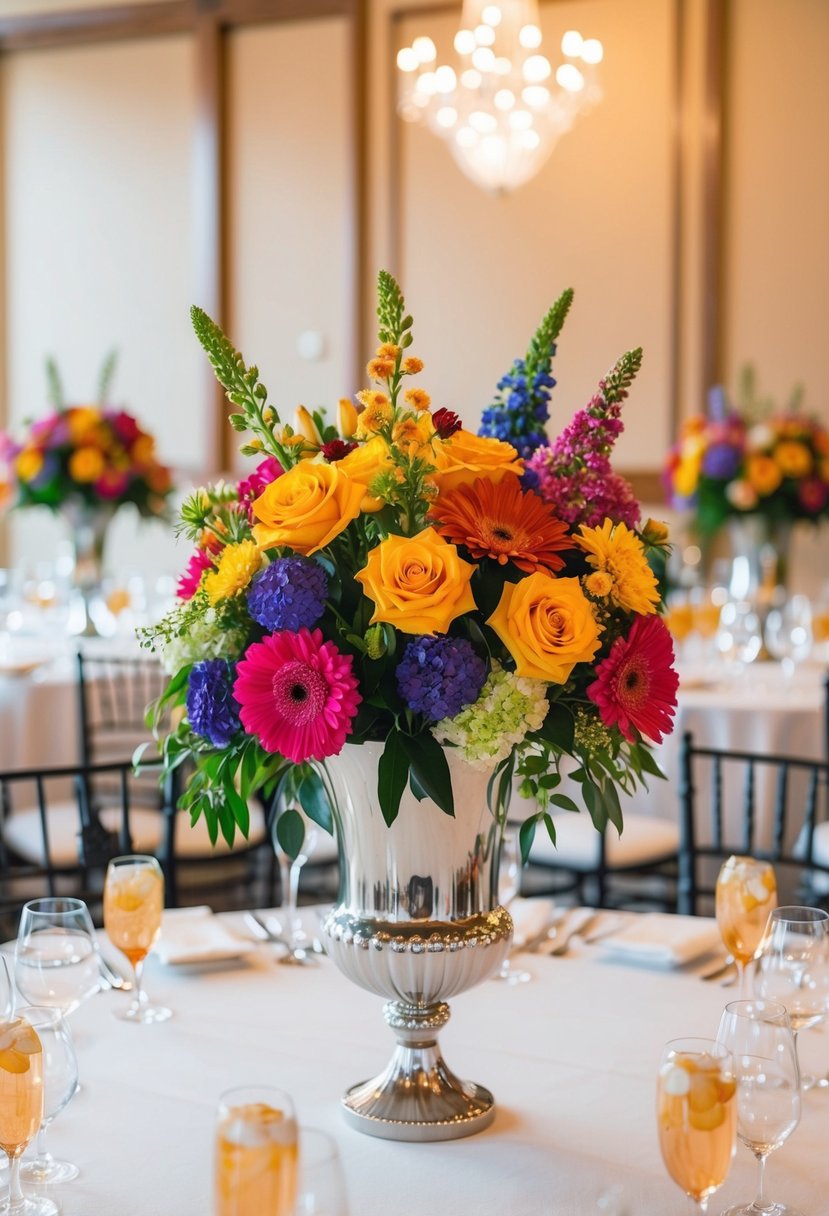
[320,741,512,1142]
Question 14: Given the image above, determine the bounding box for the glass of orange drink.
[215,1086,298,1216]
[103,854,171,1024]
[0,1014,57,1216]
[658,1037,736,1213]
[716,857,778,999]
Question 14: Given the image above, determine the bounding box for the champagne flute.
[215,1085,297,1216]
[492,825,531,985]
[16,1006,79,1186]
[295,1127,350,1216]
[14,899,101,1017]
[716,1000,802,1216]
[715,857,778,998]
[103,855,171,1023]
[755,906,829,1085]
[270,794,321,967]
[657,1037,736,1212]
[0,1014,57,1216]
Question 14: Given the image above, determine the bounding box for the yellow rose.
[15,447,44,483]
[355,527,477,635]
[673,455,701,498]
[487,572,603,683]
[430,428,523,493]
[69,446,106,483]
[251,462,366,555]
[641,518,670,545]
[66,406,100,443]
[746,454,782,497]
[774,440,812,479]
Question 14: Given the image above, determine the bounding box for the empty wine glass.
[764,596,813,683]
[716,1000,802,1216]
[271,787,322,967]
[715,857,778,998]
[657,1037,737,1212]
[295,1127,350,1216]
[14,899,101,1017]
[103,855,171,1023]
[492,825,531,986]
[17,1006,79,1186]
[215,1085,297,1216]
[755,906,829,1086]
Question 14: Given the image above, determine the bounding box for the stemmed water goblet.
[14,898,101,1018]
[271,787,322,967]
[715,857,778,998]
[492,825,531,986]
[716,999,802,1216]
[17,1006,79,1187]
[657,1037,737,1212]
[215,1085,298,1216]
[755,906,829,1086]
[0,1012,57,1215]
[103,855,171,1023]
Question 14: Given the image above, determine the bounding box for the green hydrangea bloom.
[432,662,548,768]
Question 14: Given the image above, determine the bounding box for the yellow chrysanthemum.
[392,412,434,456]
[745,454,782,497]
[584,570,614,598]
[402,356,424,375]
[574,519,660,615]
[15,447,44,483]
[204,540,263,604]
[367,358,396,381]
[69,446,106,483]
[376,342,400,360]
[355,391,393,438]
[404,388,431,412]
[774,440,812,479]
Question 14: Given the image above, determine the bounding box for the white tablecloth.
[13,908,828,1216]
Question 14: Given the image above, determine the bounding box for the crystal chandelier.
[397,0,603,194]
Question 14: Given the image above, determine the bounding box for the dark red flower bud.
[321,439,358,462]
[432,408,462,439]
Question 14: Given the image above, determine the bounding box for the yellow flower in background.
[293,406,322,446]
[392,412,434,457]
[356,527,476,635]
[69,446,105,483]
[356,391,393,438]
[367,358,396,381]
[204,540,263,604]
[252,461,366,555]
[488,573,602,683]
[584,570,614,598]
[15,447,44,482]
[376,342,400,360]
[430,428,523,493]
[575,519,660,615]
[402,356,423,375]
[641,518,670,545]
[774,440,812,479]
[66,406,100,442]
[404,388,431,412]
[745,453,782,497]
[338,397,359,439]
[130,434,156,465]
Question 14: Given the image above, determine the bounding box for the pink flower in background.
[108,410,141,446]
[94,469,130,499]
[798,477,829,514]
[234,627,361,763]
[177,549,213,600]
[237,456,282,502]
[587,613,678,744]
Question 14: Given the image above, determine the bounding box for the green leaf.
[378,730,409,827]
[582,779,608,832]
[97,348,118,403]
[298,769,333,834]
[602,780,624,835]
[549,792,580,813]
[518,815,540,864]
[400,733,454,816]
[633,744,667,780]
[275,806,305,860]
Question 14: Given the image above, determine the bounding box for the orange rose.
[355,527,476,635]
[488,572,603,683]
[429,428,523,493]
[251,461,365,555]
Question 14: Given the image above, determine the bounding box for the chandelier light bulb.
[474,24,496,46]
[471,46,495,72]
[436,106,458,129]
[519,24,542,49]
[434,65,457,93]
[522,84,550,108]
[494,88,515,111]
[461,68,482,89]
[397,47,419,73]
[555,63,584,92]
[418,71,438,96]
[454,29,476,56]
[482,5,502,25]
[412,36,437,63]
[561,30,584,57]
[469,109,498,134]
[581,39,604,64]
[522,54,551,83]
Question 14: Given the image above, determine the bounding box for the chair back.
[678,730,829,915]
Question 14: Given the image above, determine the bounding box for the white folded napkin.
[596,913,721,968]
[508,897,556,946]
[155,906,257,966]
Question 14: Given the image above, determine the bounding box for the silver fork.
[542,911,602,957]
[99,956,133,992]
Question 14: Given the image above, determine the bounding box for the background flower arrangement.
[0,353,173,518]
[143,272,677,860]
[662,366,829,537]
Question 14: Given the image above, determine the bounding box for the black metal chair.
[677,730,829,916]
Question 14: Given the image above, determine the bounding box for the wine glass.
[716,600,763,673]
[103,855,171,1023]
[657,1037,737,1212]
[715,857,778,998]
[0,1014,57,1216]
[755,906,829,1086]
[215,1085,297,1216]
[271,792,322,967]
[492,825,531,986]
[764,596,813,683]
[295,1127,350,1215]
[14,898,102,1017]
[16,1006,79,1187]
[716,999,802,1216]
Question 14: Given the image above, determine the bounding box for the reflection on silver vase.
[321,741,512,1141]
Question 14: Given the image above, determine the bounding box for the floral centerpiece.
[142,272,678,862]
[662,368,829,537]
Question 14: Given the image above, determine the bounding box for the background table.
[16,908,828,1216]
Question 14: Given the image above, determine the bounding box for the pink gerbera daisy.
[234,627,361,763]
[587,614,678,744]
[177,549,213,600]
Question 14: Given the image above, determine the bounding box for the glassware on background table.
[664,589,695,661]
[215,1085,297,1216]
[716,600,763,673]
[270,795,321,967]
[14,899,101,1017]
[0,1014,57,1216]
[492,826,531,985]
[657,1037,736,1213]
[294,1127,350,1216]
[715,999,802,1216]
[715,857,778,998]
[16,1006,79,1186]
[764,595,813,683]
[755,906,829,1086]
[103,855,171,1023]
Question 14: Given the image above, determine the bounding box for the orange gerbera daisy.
[428,477,573,574]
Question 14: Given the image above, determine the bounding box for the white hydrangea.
[432,662,549,769]
[158,607,247,675]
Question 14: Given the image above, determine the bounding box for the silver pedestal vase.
[320,741,512,1142]
[62,502,115,637]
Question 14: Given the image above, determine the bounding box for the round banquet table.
[8,906,827,1216]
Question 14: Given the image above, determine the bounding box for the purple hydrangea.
[396,636,487,722]
[702,442,741,480]
[186,659,241,747]
[247,557,328,632]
